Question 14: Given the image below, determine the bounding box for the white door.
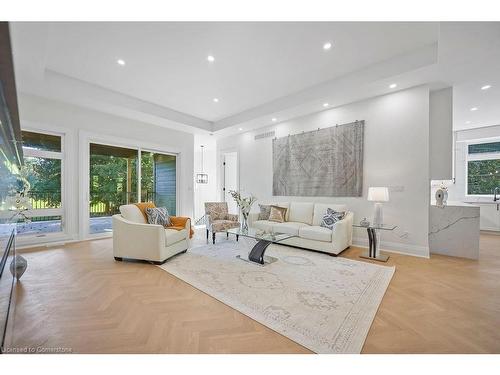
[223,152,238,214]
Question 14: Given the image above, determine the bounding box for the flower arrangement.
[228,190,256,231]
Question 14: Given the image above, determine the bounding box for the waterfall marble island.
[429,202,480,259]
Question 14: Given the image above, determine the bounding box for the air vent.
[254,131,275,140]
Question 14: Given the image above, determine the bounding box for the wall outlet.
[399,231,409,239]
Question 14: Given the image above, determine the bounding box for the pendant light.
[196,145,209,184]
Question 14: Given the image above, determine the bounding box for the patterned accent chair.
[204,202,240,244]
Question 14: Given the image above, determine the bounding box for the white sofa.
[112,204,190,264]
[248,202,353,255]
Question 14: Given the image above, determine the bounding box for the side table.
[352,223,397,262]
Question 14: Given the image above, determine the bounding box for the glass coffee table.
[226,227,297,265]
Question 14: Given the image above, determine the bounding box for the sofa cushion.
[269,205,287,223]
[299,226,333,242]
[120,204,147,224]
[258,204,272,220]
[288,202,314,225]
[268,202,289,221]
[272,222,308,236]
[312,203,348,226]
[165,228,188,246]
[146,207,171,226]
[320,208,346,230]
[211,220,239,232]
[252,220,275,232]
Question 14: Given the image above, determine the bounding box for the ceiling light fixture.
[465,121,471,124]
[238,128,243,131]
[481,85,491,90]
[207,55,215,62]
[470,107,478,111]
[323,103,329,108]
[272,118,277,122]
[389,83,397,89]
[117,59,126,66]
[195,145,209,184]
[323,42,332,50]
[213,98,219,103]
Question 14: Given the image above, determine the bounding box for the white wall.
[18,93,194,243]
[193,134,218,222]
[217,86,431,257]
[429,87,453,180]
[448,124,500,231]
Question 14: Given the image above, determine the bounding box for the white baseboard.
[480,227,500,233]
[352,236,430,258]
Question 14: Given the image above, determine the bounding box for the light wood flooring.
[8,231,500,353]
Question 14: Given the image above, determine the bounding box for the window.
[467,141,500,195]
[88,143,177,235]
[19,130,64,236]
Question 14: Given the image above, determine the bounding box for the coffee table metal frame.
[226,227,297,265]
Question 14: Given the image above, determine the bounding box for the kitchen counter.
[429,203,480,259]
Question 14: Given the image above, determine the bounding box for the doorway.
[222,152,238,214]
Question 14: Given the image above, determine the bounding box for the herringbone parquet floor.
[8,230,500,353]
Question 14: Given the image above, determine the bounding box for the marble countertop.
[430,201,480,208]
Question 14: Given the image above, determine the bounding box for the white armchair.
[112,204,190,264]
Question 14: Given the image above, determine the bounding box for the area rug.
[159,239,395,353]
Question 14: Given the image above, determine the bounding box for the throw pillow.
[146,207,171,227]
[268,205,287,223]
[258,204,272,220]
[320,208,346,230]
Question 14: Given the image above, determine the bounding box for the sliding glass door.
[141,151,176,215]
[88,143,176,235]
[89,143,138,234]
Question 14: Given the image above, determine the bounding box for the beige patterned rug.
[159,239,394,353]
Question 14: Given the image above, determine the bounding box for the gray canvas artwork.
[273,121,364,197]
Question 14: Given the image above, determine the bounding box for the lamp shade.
[367,187,389,202]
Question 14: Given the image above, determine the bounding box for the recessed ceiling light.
[465,121,471,124]
[207,55,215,62]
[470,107,478,111]
[323,103,329,108]
[323,42,332,51]
[272,118,277,122]
[238,128,243,131]
[389,83,397,89]
[213,98,219,103]
[117,59,126,66]
[481,85,491,90]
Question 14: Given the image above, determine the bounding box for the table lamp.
[367,187,389,226]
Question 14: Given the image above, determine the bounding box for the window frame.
[18,128,66,239]
[79,131,181,240]
[465,138,500,197]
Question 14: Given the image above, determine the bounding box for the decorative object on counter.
[228,190,257,232]
[367,187,389,226]
[435,182,449,208]
[360,217,370,227]
[9,255,28,280]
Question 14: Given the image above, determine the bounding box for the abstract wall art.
[272,121,364,197]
